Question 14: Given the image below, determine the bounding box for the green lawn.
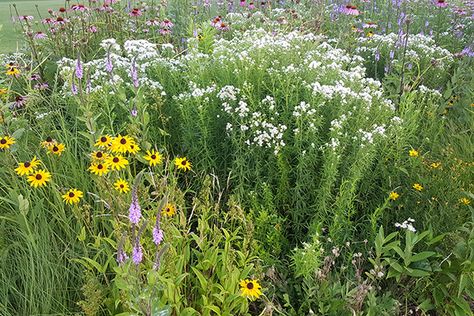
[0,0,59,53]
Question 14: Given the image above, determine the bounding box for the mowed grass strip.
[0,0,59,53]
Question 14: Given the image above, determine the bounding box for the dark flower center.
[100,136,107,142]
[96,152,103,158]
[53,146,59,152]
[35,174,42,180]
[69,192,75,197]
[46,136,52,142]
[113,157,119,163]
[120,138,127,144]
[151,155,156,159]
[0,139,6,144]
[24,162,31,168]
[247,282,254,289]
[181,160,187,165]
[120,184,124,188]
[98,164,103,169]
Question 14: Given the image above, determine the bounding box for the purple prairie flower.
[128,199,141,224]
[152,226,164,245]
[33,32,47,40]
[160,19,174,29]
[117,248,128,264]
[132,244,143,265]
[75,58,83,79]
[434,0,448,7]
[131,61,139,88]
[341,5,360,16]
[106,56,113,73]
[71,82,78,95]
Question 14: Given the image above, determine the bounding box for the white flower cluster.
[57,39,177,95]
[174,81,217,103]
[395,218,416,232]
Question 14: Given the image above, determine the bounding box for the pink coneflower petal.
[33,32,48,39]
[341,4,360,16]
[434,0,448,7]
[160,19,174,28]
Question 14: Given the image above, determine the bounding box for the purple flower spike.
[152,227,164,245]
[128,198,141,224]
[75,57,83,79]
[132,244,143,265]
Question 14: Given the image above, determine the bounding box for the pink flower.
[341,5,360,16]
[146,19,160,26]
[33,32,48,39]
[54,16,69,25]
[363,22,377,28]
[217,22,230,31]
[88,25,98,33]
[42,18,54,24]
[159,28,171,35]
[240,0,246,6]
[434,0,447,7]
[248,2,255,9]
[18,15,34,21]
[71,4,88,11]
[129,8,142,17]
[160,19,174,29]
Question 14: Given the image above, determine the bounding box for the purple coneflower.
[89,25,98,33]
[146,19,160,26]
[434,0,448,7]
[248,2,255,9]
[71,4,88,11]
[11,95,27,109]
[30,74,41,81]
[54,17,69,25]
[363,22,377,28]
[217,22,230,31]
[129,8,142,17]
[33,32,48,40]
[160,19,174,29]
[34,82,49,90]
[42,18,53,24]
[18,15,34,21]
[240,0,246,6]
[159,28,171,35]
[341,5,360,16]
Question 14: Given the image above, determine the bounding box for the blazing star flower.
[129,189,141,224]
[131,60,139,88]
[132,244,143,265]
[152,226,164,245]
[434,0,447,7]
[341,5,360,16]
[62,189,84,205]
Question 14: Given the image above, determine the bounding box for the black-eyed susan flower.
[389,191,400,201]
[239,279,262,300]
[111,135,135,154]
[413,183,423,191]
[367,30,374,37]
[6,67,20,76]
[62,188,83,204]
[95,135,112,148]
[460,198,471,206]
[114,178,130,193]
[106,155,129,170]
[40,136,55,149]
[162,203,176,217]
[48,143,65,156]
[409,149,419,157]
[27,169,52,187]
[90,151,108,161]
[128,143,141,155]
[0,135,15,150]
[430,162,441,169]
[175,157,192,171]
[88,162,109,176]
[144,149,163,167]
[15,156,41,176]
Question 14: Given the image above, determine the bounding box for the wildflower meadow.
[0,0,473,315]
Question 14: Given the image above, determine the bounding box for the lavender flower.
[375,50,380,61]
[75,56,83,79]
[132,244,143,264]
[131,59,139,89]
[128,197,141,224]
[152,226,164,245]
[71,82,78,95]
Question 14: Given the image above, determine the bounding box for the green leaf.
[411,251,436,262]
[191,267,208,289]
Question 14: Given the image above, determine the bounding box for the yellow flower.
[48,143,66,156]
[430,162,441,169]
[40,136,55,149]
[128,143,141,155]
[460,198,471,206]
[144,149,163,167]
[413,183,423,191]
[0,135,15,150]
[111,135,136,154]
[162,203,176,217]
[6,67,20,76]
[114,178,130,193]
[15,156,41,176]
[389,191,400,201]
[367,31,374,37]
[88,162,110,176]
[95,135,112,148]
[27,169,52,188]
[90,151,108,161]
[106,155,129,170]
[409,149,419,157]
[62,188,84,205]
[0,88,8,95]
[175,157,192,171]
[239,279,262,300]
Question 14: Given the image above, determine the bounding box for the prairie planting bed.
[0,0,473,315]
